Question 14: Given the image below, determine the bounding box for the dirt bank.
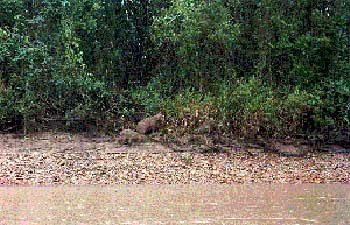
[0,133,349,184]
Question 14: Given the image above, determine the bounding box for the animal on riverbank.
[136,113,164,134]
[117,113,164,146]
[117,128,147,146]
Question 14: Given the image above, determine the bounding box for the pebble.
[0,152,349,184]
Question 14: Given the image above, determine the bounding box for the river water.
[0,184,349,224]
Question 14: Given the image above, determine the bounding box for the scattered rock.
[117,129,147,145]
[1,146,350,184]
[136,113,164,134]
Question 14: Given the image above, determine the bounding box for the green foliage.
[152,0,239,90]
[130,78,166,116]
[0,0,348,143]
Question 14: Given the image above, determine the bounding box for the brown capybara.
[136,113,164,134]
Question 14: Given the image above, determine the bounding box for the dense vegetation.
[0,0,349,145]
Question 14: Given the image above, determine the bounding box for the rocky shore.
[1,151,349,185]
[1,133,349,185]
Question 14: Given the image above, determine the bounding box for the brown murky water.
[0,184,349,224]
